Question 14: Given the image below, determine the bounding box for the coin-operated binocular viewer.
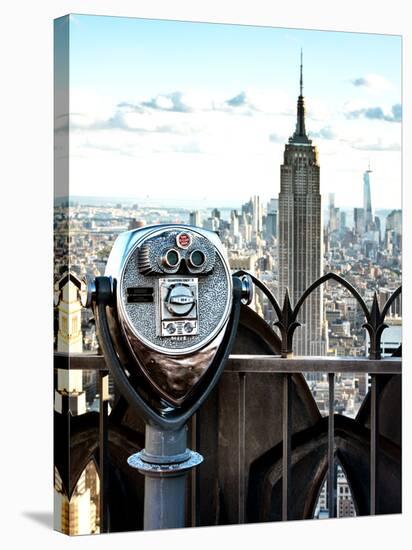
[83,224,252,530]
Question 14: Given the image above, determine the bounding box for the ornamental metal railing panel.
[53,272,401,531]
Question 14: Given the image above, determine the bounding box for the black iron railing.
[234,270,402,360]
[54,352,401,525]
[54,272,402,529]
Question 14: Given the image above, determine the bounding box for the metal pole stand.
[127,424,203,530]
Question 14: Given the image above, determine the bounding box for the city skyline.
[60,190,400,216]
[55,15,402,209]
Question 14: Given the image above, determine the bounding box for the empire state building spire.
[279,49,323,356]
[290,49,311,144]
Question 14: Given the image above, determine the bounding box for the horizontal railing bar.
[54,352,108,371]
[54,352,401,374]
[227,355,401,374]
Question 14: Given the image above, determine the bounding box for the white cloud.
[345,104,401,123]
[350,138,400,152]
[153,95,175,110]
[141,91,216,113]
[70,87,297,157]
[225,89,293,115]
[350,73,394,91]
[68,87,401,208]
[309,126,337,140]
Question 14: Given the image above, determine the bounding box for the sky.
[56,14,402,209]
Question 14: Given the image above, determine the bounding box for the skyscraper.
[354,207,365,237]
[252,195,263,236]
[189,210,201,227]
[278,52,324,356]
[230,209,239,239]
[363,165,373,231]
[265,198,278,242]
[328,193,340,233]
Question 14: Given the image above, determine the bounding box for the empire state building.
[278,53,324,356]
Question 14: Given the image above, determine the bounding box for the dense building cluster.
[54,189,401,394]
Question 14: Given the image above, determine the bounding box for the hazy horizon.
[55,194,400,218]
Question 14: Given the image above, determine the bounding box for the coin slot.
[127,287,154,295]
[127,286,154,303]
